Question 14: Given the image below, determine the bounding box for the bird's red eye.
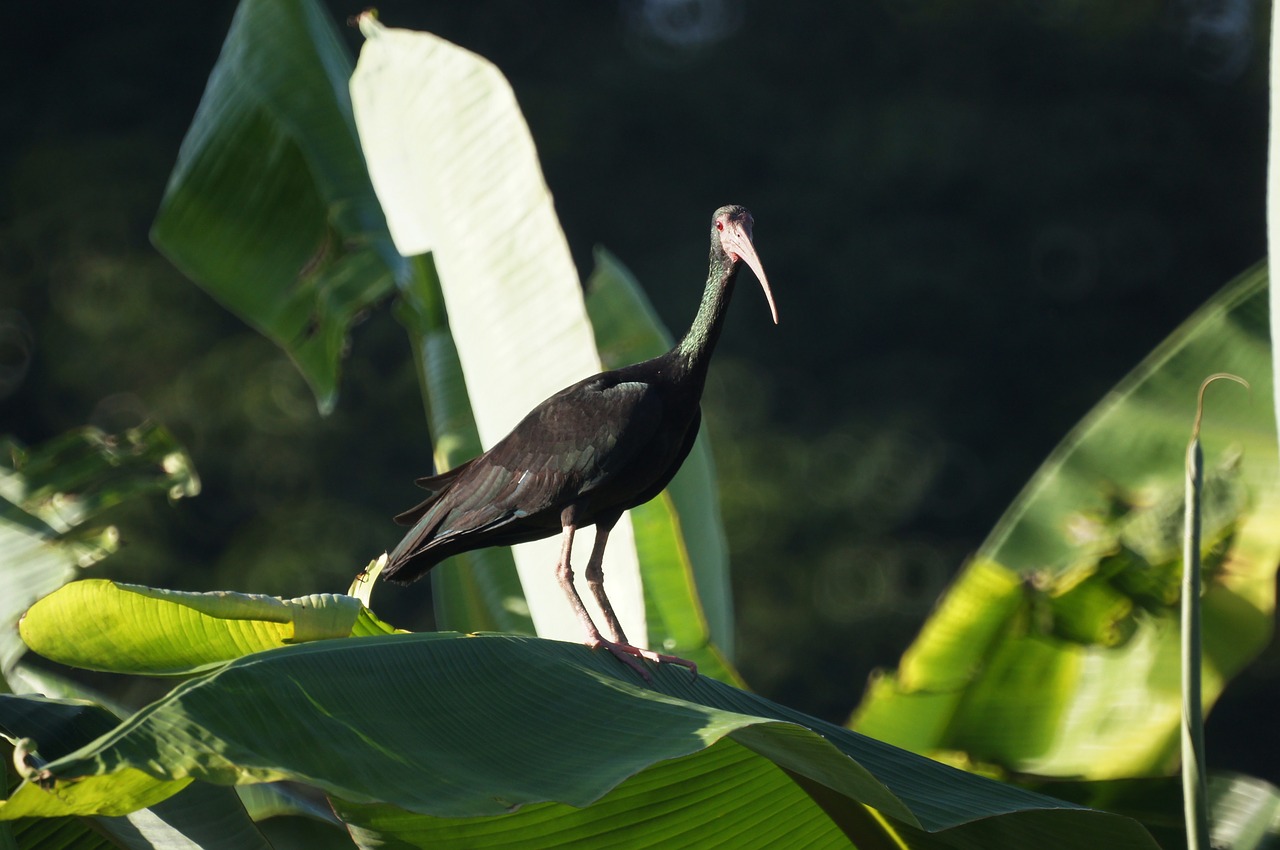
[716,220,725,231]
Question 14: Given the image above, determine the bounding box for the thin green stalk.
[1183,373,1248,850]
[1182,425,1208,850]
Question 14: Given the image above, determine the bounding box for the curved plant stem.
[1183,373,1248,850]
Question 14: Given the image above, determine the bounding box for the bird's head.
[713,205,778,324]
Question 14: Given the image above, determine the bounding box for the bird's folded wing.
[394,379,664,543]
[523,379,664,490]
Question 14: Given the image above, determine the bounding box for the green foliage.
[0,694,318,849]
[852,266,1277,781]
[149,0,400,413]
[3,1,1276,847]
[2,630,1161,849]
[145,0,739,666]
[349,12,657,653]
[19,579,399,676]
[2,640,351,848]
[0,425,198,677]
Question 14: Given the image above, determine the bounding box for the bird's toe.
[589,637,697,680]
[589,638,652,681]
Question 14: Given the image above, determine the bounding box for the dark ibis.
[383,205,777,679]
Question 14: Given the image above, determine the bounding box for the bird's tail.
[383,478,465,584]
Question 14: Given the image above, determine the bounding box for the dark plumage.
[384,205,777,678]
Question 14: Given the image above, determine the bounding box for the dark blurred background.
[3,0,1274,780]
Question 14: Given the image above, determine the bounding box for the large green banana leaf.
[19,580,399,676]
[348,9,737,663]
[11,579,1155,845]
[149,0,400,413]
[1,632,1160,849]
[852,265,1277,780]
[0,426,198,682]
[348,13,645,654]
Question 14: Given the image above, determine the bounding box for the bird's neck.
[674,252,737,378]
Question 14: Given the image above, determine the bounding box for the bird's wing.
[387,457,536,573]
[387,376,667,577]
[520,377,665,493]
[408,377,664,533]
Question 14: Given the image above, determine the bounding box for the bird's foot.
[589,637,698,681]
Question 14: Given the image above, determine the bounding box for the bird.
[382,205,777,679]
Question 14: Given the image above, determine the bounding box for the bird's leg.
[583,524,630,644]
[554,521,651,681]
[581,521,699,679]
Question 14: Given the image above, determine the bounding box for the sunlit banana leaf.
[0,694,273,849]
[150,0,400,413]
[349,13,645,646]
[852,265,1277,780]
[0,426,198,681]
[1,633,1158,849]
[349,13,733,665]
[19,580,400,676]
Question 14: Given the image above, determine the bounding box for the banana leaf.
[19,580,400,676]
[851,265,1277,780]
[1,633,1160,849]
[0,694,274,850]
[349,13,735,668]
[149,0,400,413]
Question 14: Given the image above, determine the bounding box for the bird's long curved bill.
[723,224,779,324]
